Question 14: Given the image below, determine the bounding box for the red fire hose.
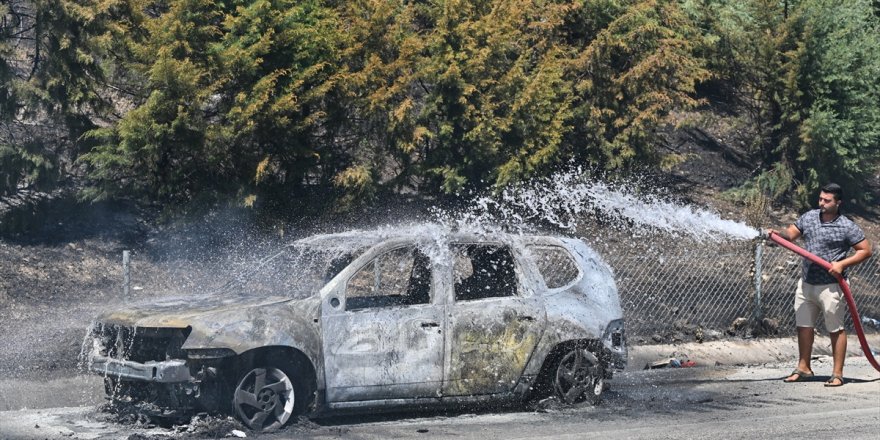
[767,231,880,373]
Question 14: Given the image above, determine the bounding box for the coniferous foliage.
[1,0,877,212]
[1,0,135,195]
[777,0,880,205]
[689,0,880,206]
[79,0,709,208]
[81,0,349,208]
[79,0,223,204]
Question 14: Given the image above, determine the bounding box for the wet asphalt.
[1,348,878,439]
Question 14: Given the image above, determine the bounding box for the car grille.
[92,325,190,363]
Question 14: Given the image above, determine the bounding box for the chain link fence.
[590,239,880,344]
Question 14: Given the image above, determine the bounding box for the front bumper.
[603,344,628,371]
[89,355,193,383]
[601,318,628,370]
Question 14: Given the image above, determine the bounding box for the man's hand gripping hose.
[767,231,880,373]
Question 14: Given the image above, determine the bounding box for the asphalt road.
[1,354,878,440]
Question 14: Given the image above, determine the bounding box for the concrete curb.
[627,334,880,371]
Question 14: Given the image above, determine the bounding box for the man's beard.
[820,205,837,215]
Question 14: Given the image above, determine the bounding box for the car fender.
[181,298,324,383]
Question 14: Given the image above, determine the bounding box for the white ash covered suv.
[86,229,626,431]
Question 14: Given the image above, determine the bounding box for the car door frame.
[440,239,547,397]
[319,238,449,403]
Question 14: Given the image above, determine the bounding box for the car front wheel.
[553,348,604,405]
[232,365,300,431]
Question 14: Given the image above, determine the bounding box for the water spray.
[767,231,880,373]
[444,168,760,241]
[123,250,131,297]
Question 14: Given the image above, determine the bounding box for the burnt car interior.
[454,244,517,301]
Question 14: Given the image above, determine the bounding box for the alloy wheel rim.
[233,367,295,431]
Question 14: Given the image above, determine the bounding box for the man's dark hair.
[820,182,843,201]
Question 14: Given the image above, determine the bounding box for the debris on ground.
[533,396,563,413]
[126,434,173,440]
[284,415,325,434]
[645,358,697,369]
[100,401,166,428]
[176,413,246,438]
[101,401,249,438]
[861,316,880,329]
[727,317,749,335]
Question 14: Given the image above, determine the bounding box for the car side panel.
[443,296,545,396]
[322,304,445,401]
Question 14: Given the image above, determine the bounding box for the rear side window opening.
[527,245,581,289]
[452,244,518,301]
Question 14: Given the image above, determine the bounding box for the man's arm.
[767,225,802,241]
[829,238,873,277]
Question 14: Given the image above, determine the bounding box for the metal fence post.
[123,250,130,297]
[753,241,764,324]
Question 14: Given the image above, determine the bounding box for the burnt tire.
[553,348,604,405]
[232,361,305,432]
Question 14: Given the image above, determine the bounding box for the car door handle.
[420,322,440,328]
[518,315,536,322]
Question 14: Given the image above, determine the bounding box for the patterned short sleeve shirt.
[795,209,866,284]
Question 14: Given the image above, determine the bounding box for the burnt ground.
[1,105,878,436]
[656,109,880,235]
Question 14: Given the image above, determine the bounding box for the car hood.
[96,292,303,328]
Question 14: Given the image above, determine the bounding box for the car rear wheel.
[553,348,604,405]
[232,364,302,431]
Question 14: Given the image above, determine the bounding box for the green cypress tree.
[778,0,880,204]
[214,0,342,208]
[80,0,344,211]
[80,0,221,205]
[1,0,136,196]
[569,0,709,170]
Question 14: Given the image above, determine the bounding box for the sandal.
[824,375,844,387]
[783,369,814,382]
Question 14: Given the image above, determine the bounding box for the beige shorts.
[794,279,846,332]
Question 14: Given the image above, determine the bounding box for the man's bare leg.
[828,329,846,385]
[785,326,815,381]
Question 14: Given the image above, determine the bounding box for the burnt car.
[85,230,626,431]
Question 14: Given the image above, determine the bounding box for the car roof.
[289,226,567,250]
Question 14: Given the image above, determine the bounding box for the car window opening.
[345,246,432,311]
[527,245,580,289]
[453,244,517,301]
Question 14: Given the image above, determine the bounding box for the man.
[769,183,872,387]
